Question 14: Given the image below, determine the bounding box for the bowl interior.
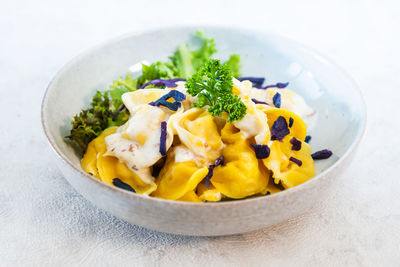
[42,26,365,192]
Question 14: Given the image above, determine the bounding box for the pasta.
[81,77,322,202]
[210,123,269,199]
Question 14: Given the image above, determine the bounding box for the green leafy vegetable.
[170,31,217,78]
[186,59,246,122]
[135,62,176,88]
[135,31,218,87]
[67,74,133,153]
[224,54,241,77]
[108,73,135,110]
[68,91,110,153]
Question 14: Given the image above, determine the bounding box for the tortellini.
[80,79,318,202]
[211,123,269,199]
[262,135,315,189]
[169,108,223,161]
[153,145,209,200]
[81,127,157,195]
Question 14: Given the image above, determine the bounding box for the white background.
[1,0,399,266]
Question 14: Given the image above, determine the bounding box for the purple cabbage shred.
[271,116,290,141]
[290,137,302,151]
[151,158,165,178]
[112,178,136,193]
[140,78,186,89]
[250,144,271,159]
[204,156,224,188]
[305,135,312,143]
[263,82,289,89]
[289,157,302,166]
[112,104,126,121]
[150,90,186,111]
[311,149,333,160]
[237,77,265,88]
[251,98,269,105]
[159,121,167,156]
[273,92,281,108]
[289,117,294,128]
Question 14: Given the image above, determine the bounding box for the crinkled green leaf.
[67,74,134,153]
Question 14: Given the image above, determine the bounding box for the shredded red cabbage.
[288,117,294,128]
[204,156,224,188]
[140,78,186,89]
[273,92,281,108]
[159,121,167,156]
[149,90,186,111]
[271,116,290,141]
[112,104,127,121]
[251,98,269,105]
[112,178,136,193]
[151,158,166,178]
[290,137,302,151]
[289,157,302,166]
[311,149,332,160]
[263,82,289,89]
[250,144,271,159]
[237,77,265,88]
[305,135,312,143]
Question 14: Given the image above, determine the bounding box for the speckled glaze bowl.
[41,26,366,236]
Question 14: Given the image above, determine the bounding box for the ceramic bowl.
[41,26,366,236]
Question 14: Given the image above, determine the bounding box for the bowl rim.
[41,25,367,207]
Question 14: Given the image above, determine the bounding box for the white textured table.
[1,0,399,266]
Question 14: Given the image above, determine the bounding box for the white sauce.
[249,87,316,127]
[173,145,197,162]
[104,93,173,183]
[233,108,268,144]
[233,101,268,144]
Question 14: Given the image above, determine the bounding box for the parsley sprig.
[186,59,246,122]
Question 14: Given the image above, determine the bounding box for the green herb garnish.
[186,59,246,122]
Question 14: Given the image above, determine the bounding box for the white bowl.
[41,26,366,236]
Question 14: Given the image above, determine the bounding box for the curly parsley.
[186,59,246,122]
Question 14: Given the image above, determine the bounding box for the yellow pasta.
[197,183,222,202]
[211,124,269,199]
[169,108,223,161]
[153,151,208,200]
[262,135,315,189]
[79,77,321,202]
[81,126,157,195]
[256,105,307,141]
[81,141,99,179]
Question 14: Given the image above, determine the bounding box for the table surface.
[1,0,399,266]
